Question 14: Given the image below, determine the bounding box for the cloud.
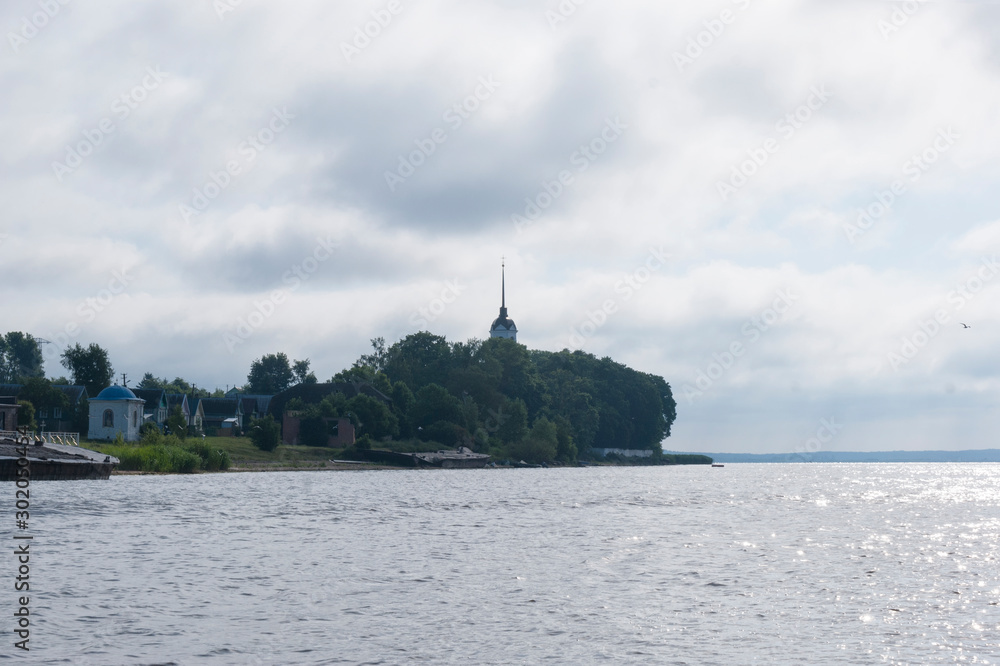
[4,0,1000,451]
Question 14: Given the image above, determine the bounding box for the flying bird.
[960,323,971,328]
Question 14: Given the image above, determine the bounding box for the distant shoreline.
[668,449,1000,464]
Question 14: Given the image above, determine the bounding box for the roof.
[267,382,391,418]
[132,389,166,411]
[226,392,273,414]
[52,385,88,403]
[94,385,141,401]
[166,394,189,411]
[490,306,517,332]
[200,398,241,419]
[0,384,23,398]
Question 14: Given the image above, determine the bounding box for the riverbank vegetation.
[95,430,231,474]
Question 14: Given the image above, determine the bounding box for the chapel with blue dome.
[88,385,144,442]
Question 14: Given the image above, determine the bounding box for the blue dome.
[95,385,139,401]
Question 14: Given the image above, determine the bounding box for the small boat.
[1,436,119,480]
[711,463,725,468]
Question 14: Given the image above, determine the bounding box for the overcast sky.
[3,0,999,453]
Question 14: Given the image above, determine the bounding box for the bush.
[249,414,281,452]
[139,421,160,437]
[166,406,187,440]
[184,441,231,471]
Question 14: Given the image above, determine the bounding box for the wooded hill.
[293,333,677,463]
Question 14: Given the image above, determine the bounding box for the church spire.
[501,256,505,309]
[489,256,517,341]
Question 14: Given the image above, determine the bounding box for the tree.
[0,332,44,383]
[345,394,398,440]
[16,400,36,431]
[383,332,452,389]
[60,343,114,398]
[249,414,280,451]
[496,397,528,445]
[409,384,465,431]
[355,337,388,373]
[166,405,188,440]
[138,372,163,389]
[507,416,558,463]
[246,353,294,394]
[18,378,70,432]
[292,359,317,385]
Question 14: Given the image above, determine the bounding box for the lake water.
[15,464,1000,664]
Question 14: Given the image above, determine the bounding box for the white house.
[88,385,145,442]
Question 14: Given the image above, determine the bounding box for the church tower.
[489,259,517,341]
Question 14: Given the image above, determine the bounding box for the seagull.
[961,323,971,329]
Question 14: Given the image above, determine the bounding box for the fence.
[0,430,80,446]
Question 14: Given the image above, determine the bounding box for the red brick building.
[281,412,355,447]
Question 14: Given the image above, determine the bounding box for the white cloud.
[4,0,1000,451]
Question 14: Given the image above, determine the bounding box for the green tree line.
[283,333,677,463]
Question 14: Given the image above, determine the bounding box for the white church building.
[88,385,145,442]
[489,260,517,341]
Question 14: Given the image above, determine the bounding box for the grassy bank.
[90,435,340,473]
[93,440,232,473]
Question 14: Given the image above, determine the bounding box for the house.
[281,412,355,447]
[87,385,144,442]
[226,391,273,428]
[0,397,19,433]
[0,383,89,434]
[188,397,205,432]
[132,389,168,427]
[166,393,190,430]
[200,398,243,436]
[240,397,258,428]
[47,385,88,432]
